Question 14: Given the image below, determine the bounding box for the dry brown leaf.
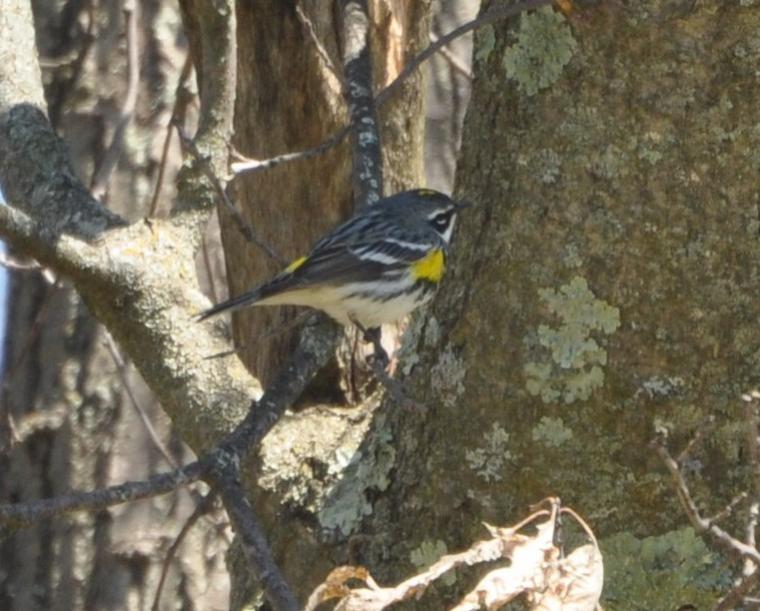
[306,499,603,611]
[531,544,604,610]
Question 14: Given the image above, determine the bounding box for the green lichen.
[465,423,511,482]
[639,375,685,399]
[532,416,573,447]
[502,6,577,96]
[410,539,456,586]
[317,417,396,537]
[430,345,466,408]
[259,403,396,539]
[524,276,620,404]
[475,24,496,63]
[601,528,730,609]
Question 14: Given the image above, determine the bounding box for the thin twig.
[706,491,749,526]
[0,250,41,271]
[653,438,760,565]
[429,30,472,82]
[175,124,285,265]
[0,461,204,528]
[151,492,217,611]
[677,415,715,463]
[202,309,314,360]
[223,317,340,456]
[149,54,194,217]
[714,569,760,611]
[230,127,350,174]
[104,332,179,470]
[376,0,550,107]
[744,392,760,578]
[232,0,551,177]
[91,0,141,200]
[295,3,343,91]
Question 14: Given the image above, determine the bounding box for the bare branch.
[715,569,760,611]
[151,492,217,611]
[206,455,299,611]
[0,461,204,528]
[104,332,179,470]
[340,0,383,207]
[230,127,350,175]
[149,54,195,217]
[376,0,551,107]
[0,205,101,277]
[676,415,715,463]
[706,491,749,526]
[652,437,760,565]
[429,30,472,82]
[175,125,284,264]
[0,2,126,236]
[0,0,46,110]
[173,0,237,220]
[295,3,343,93]
[744,392,760,580]
[224,317,341,455]
[91,0,141,200]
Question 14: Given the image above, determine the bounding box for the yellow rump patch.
[417,189,438,198]
[411,249,445,283]
[284,256,308,274]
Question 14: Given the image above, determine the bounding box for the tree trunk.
[360,2,760,608]
[0,2,228,609]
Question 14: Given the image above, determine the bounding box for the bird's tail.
[196,288,262,322]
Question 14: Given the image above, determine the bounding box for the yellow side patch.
[411,249,445,283]
[284,256,307,274]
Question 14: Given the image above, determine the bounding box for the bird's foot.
[351,320,424,411]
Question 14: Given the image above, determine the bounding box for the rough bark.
[0,2,229,609]
[356,2,760,608]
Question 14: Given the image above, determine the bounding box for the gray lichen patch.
[465,423,512,482]
[317,413,396,538]
[525,276,620,404]
[430,344,466,408]
[532,416,573,447]
[502,6,577,96]
[257,401,382,537]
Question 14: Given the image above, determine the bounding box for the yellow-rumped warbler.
[198,189,466,330]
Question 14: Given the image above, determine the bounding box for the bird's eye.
[430,210,454,233]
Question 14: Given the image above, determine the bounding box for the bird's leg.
[349,318,423,411]
[362,325,389,370]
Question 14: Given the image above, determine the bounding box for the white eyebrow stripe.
[354,250,400,265]
[383,238,430,251]
[427,208,454,220]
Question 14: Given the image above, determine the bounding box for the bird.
[197,188,466,335]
